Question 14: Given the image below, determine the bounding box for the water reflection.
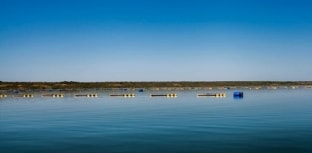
[1,89,312,153]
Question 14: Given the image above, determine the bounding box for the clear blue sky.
[1,0,312,81]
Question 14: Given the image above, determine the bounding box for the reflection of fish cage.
[233,92,243,99]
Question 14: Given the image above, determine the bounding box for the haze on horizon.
[1,0,312,82]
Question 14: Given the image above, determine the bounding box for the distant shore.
[1,81,312,91]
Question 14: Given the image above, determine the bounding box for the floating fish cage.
[42,94,64,98]
[197,93,226,98]
[75,94,98,98]
[110,94,136,98]
[150,93,177,98]
[14,94,34,98]
[0,94,7,98]
[124,93,136,98]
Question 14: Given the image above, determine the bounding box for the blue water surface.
[1,89,312,153]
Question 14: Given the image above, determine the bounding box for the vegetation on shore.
[1,81,312,90]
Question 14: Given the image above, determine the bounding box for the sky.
[1,0,312,82]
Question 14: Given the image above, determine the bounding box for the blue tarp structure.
[233,91,244,99]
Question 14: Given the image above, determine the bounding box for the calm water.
[1,89,312,153]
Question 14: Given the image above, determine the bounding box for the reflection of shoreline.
[0,81,312,91]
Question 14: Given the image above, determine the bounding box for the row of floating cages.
[0,92,244,99]
[226,86,306,90]
[266,86,302,90]
[2,93,98,98]
[147,87,237,91]
[147,87,215,91]
[147,86,300,91]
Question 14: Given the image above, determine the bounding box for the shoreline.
[1,81,312,91]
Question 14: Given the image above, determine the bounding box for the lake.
[1,88,312,153]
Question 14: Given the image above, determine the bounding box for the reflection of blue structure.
[233,92,244,99]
